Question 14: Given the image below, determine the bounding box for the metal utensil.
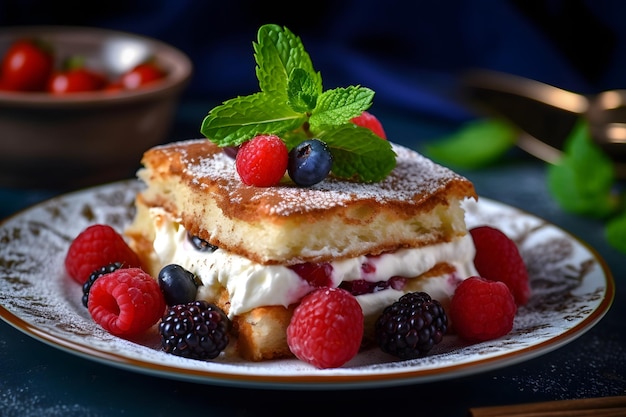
[460,69,626,178]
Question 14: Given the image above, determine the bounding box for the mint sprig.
[607,211,626,253]
[425,117,626,254]
[424,119,518,169]
[547,119,619,218]
[200,24,396,182]
[548,120,625,253]
[320,124,396,182]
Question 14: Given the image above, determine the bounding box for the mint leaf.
[287,68,320,113]
[201,24,397,183]
[200,92,306,146]
[423,119,517,169]
[607,211,626,253]
[544,118,626,254]
[547,119,618,218]
[320,124,396,182]
[309,86,374,130]
[281,129,310,150]
[254,24,321,96]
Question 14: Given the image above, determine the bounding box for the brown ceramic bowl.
[0,26,192,189]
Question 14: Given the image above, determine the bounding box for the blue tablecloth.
[0,103,623,416]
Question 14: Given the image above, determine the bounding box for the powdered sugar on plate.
[0,181,614,389]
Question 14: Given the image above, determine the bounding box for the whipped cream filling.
[150,208,477,317]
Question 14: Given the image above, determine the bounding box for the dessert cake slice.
[125,138,478,361]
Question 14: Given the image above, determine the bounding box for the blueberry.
[158,264,201,306]
[288,139,333,186]
[187,232,218,252]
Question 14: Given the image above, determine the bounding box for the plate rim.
[0,180,616,390]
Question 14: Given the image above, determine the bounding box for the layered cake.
[125,138,478,361]
[55,23,530,368]
[122,23,480,362]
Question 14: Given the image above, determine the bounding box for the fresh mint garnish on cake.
[200,23,396,183]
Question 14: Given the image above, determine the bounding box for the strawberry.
[88,268,165,337]
[449,276,516,342]
[287,287,363,368]
[470,226,530,305]
[65,224,142,285]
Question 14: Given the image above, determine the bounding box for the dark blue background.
[3,0,626,123]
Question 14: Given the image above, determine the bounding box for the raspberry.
[65,224,142,285]
[375,292,447,359]
[351,110,387,139]
[159,300,230,360]
[470,226,530,305]
[287,287,363,369]
[88,268,165,337]
[449,276,516,342]
[288,262,334,287]
[235,134,288,186]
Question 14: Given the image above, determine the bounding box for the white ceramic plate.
[0,180,614,390]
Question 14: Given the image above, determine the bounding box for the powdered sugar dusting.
[152,139,472,216]
[0,182,612,389]
[0,386,97,417]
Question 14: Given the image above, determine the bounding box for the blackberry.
[222,145,239,159]
[159,300,230,360]
[82,262,122,307]
[375,292,447,359]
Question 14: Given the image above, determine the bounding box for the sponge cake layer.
[128,139,476,266]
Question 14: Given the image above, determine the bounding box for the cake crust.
[129,139,476,266]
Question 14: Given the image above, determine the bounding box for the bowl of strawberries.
[0,26,192,188]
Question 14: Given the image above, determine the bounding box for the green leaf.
[282,129,310,150]
[200,92,306,146]
[287,68,319,113]
[253,24,322,96]
[547,119,618,218]
[606,212,626,253]
[200,24,397,184]
[309,86,374,131]
[423,119,517,169]
[320,124,396,182]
